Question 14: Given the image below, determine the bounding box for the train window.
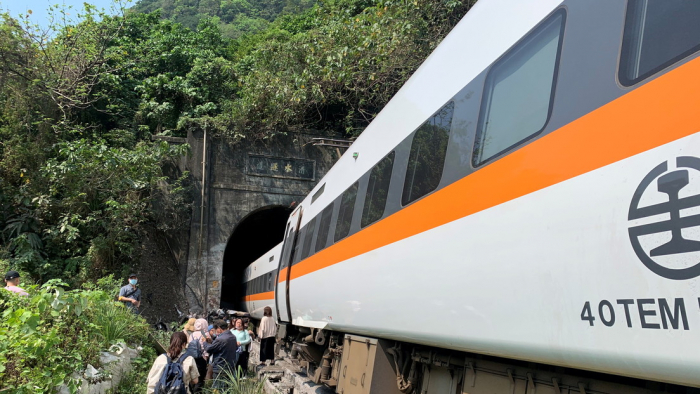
[402,102,454,206]
[619,0,700,86]
[301,218,317,260]
[292,234,302,264]
[334,182,359,242]
[362,152,395,227]
[311,183,325,204]
[472,9,565,166]
[315,204,334,252]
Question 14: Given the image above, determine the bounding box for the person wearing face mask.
[117,273,141,314]
[204,319,238,388]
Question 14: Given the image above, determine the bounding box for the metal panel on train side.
[337,335,403,394]
[287,132,700,387]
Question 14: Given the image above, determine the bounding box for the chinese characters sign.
[247,155,315,181]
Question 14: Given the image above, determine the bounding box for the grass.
[93,301,137,343]
[203,366,266,394]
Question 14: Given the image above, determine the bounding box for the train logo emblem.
[628,156,700,280]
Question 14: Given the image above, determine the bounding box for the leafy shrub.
[0,277,150,393]
[203,366,265,394]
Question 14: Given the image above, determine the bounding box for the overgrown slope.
[130,0,316,37]
[0,0,475,285]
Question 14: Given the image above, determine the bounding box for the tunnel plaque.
[247,154,316,181]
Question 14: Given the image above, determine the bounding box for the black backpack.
[154,354,188,394]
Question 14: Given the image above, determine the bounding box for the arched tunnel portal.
[221,205,292,309]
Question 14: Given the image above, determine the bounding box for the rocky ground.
[249,340,334,394]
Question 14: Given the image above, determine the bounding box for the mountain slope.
[130,0,315,37]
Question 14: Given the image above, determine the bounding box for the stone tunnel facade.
[179,130,337,312]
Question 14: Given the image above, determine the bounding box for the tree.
[0,6,197,284]
[219,0,476,139]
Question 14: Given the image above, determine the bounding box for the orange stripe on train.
[280,56,700,283]
[243,291,275,302]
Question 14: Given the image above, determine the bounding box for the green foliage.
[0,4,197,284]
[0,277,150,393]
[218,0,475,138]
[202,366,265,394]
[0,131,190,282]
[131,0,315,38]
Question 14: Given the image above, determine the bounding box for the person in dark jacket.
[204,319,238,388]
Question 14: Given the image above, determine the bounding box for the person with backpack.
[117,273,141,314]
[185,318,210,393]
[147,332,199,394]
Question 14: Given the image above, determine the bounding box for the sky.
[0,0,126,30]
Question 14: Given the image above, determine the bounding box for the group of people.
[6,271,280,393]
[146,306,278,393]
[73,273,281,393]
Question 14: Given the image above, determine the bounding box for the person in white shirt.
[257,306,277,364]
[146,331,199,394]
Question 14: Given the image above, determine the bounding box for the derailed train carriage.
[241,0,700,392]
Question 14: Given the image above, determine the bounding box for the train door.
[275,206,302,324]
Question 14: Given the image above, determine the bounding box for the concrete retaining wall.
[57,343,140,394]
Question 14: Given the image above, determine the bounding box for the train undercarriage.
[268,325,698,394]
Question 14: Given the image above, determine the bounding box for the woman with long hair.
[146,331,200,394]
[187,318,210,393]
[258,306,277,364]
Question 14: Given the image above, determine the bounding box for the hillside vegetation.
[0,276,152,392]
[131,0,316,38]
[0,0,474,287]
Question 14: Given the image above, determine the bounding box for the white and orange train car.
[241,0,700,392]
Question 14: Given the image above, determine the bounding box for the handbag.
[205,363,214,381]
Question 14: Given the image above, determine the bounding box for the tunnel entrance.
[221,205,292,309]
